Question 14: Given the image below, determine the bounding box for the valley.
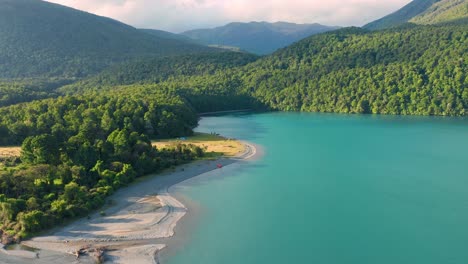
[0,0,466,263]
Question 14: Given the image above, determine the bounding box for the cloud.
[46,0,412,32]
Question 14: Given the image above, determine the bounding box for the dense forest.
[0,88,205,241]
[67,23,468,116]
[0,79,75,107]
[239,24,467,115]
[0,0,467,243]
[60,52,259,94]
[0,51,258,108]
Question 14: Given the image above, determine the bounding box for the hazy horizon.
[46,0,412,33]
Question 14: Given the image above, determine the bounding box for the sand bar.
[1,141,257,264]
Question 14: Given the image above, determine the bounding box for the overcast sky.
[46,0,412,33]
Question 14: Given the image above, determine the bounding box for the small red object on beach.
[217,164,223,168]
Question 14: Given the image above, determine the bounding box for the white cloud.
[46,0,412,32]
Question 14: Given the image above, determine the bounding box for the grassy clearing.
[0,146,21,158]
[0,132,245,159]
[152,132,245,158]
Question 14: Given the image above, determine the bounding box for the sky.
[46,0,412,33]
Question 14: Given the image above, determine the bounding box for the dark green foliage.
[60,52,259,94]
[21,134,60,165]
[0,79,73,107]
[0,88,204,238]
[0,4,466,241]
[59,24,467,117]
[238,24,467,116]
[182,21,339,55]
[148,24,465,116]
[83,24,466,116]
[0,0,215,78]
[0,89,198,144]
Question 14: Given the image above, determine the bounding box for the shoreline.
[156,141,258,263]
[0,141,259,264]
[198,109,252,116]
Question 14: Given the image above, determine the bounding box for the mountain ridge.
[182,21,340,55]
[364,0,468,30]
[0,0,216,78]
[139,28,197,43]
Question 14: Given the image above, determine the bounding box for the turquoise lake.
[164,112,468,264]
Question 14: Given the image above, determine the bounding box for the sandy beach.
[0,142,257,264]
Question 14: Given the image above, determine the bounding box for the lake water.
[163,112,468,264]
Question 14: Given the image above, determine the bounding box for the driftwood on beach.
[72,245,106,263]
[73,247,86,259]
[91,247,106,263]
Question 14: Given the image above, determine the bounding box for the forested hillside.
[238,24,467,116]
[410,0,468,25]
[0,50,259,115]
[139,29,196,43]
[0,79,74,107]
[244,25,468,115]
[0,0,215,78]
[182,22,339,55]
[364,0,440,30]
[60,52,259,94]
[364,0,468,30]
[72,24,468,116]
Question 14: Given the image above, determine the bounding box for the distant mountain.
[364,0,468,30]
[139,29,196,43]
[0,0,215,78]
[182,21,340,55]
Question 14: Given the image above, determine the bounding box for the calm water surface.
[164,112,468,264]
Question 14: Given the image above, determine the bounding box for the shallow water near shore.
[162,112,468,264]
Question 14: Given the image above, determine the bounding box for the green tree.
[21,134,60,165]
